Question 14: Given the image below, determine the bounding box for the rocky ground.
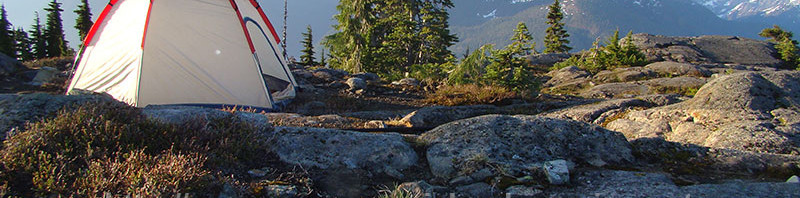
[1,34,799,197]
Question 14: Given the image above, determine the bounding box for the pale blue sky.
[0,0,337,57]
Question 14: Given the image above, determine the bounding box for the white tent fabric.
[67,0,295,110]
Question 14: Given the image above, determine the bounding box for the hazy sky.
[1,0,338,57]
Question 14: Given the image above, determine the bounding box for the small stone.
[247,169,267,177]
[455,182,494,198]
[787,175,799,183]
[544,159,570,185]
[346,77,367,90]
[469,168,494,181]
[393,78,420,87]
[264,185,298,198]
[450,175,474,186]
[354,89,366,95]
[587,158,607,167]
[365,120,387,128]
[506,185,543,198]
[396,181,447,196]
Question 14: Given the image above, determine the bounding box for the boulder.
[607,71,800,155]
[266,114,364,129]
[629,138,800,176]
[0,52,23,77]
[291,69,313,85]
[542,98,654,125]
[262,185,298,198]
[636,94,687,107]
[272,127,417,178]
[547,170,681,197]
[0,93,118,139]
[312,70,335,82]
[543,66,590,87]
[455,182,496,198]
[547,170,800,197]
[30,67,59,86]
[505,185,543,198]
[580,83,650,99]
[345,77,367,91]
[645,61,712,77]
[310,68,349,83]
[644,77,707,96]
[543,79,593,95]
[142,105,271,131]
[421,115,633,180]
[544,160,571,185]
[693,35,782,66]
[593,67,657,83]
[681,180,800,197]
[527,53,570,67]
[351,72,381,82]
[400,105,503,127]
[394,181,447,197]
[392,78,420,87]
[631,34,782,67]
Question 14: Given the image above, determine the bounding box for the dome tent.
[67,0,297,110]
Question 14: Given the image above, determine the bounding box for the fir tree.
[510,22,535,56]
[74,0,93,42]
[759,25,799,69]
[325,0,456,77]
[760,25,794,42]
[44,0,69,57]
[299,25,316,66]
[0,5,14,57]
[30,12,47,59]
[543,0,571,53]
[483,23,539,94]
[14,28,34,61]
[320,49,327,67]
[552,30,647,73]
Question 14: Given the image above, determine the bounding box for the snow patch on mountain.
[693,0,800,19]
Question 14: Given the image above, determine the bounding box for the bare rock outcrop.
[631,34,782,67]
[272,127,418,179]
[0,93,118,139]
[607,71,800,155]
[420,115,634,180]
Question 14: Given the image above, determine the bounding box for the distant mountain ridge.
[448,0,799,53]
[692,0,800,19]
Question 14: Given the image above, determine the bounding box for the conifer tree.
[320,49,327,67]
[300,25,316,66]
[511,22,535,56]
[44,0,69,57]
[325,0,456,77]
[483,23,539,93]
[74,0,93,42]
[543,0,571,53]
[760,25,799,69]
[14,28,34,61]
[30,12,47,59]
[0,5,15,57]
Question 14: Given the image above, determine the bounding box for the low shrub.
[552,30,648,73]
[23,56,75,71]
[425,84,520,106]
[0,101,272,197]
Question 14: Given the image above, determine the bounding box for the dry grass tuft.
[424,84,520,106]
[0,101,273,197]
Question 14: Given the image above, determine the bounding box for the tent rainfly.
[67,0,297,110]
